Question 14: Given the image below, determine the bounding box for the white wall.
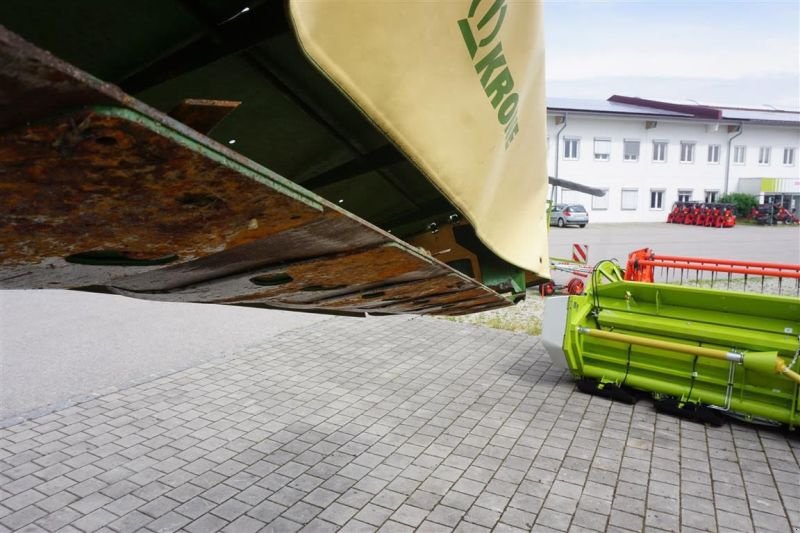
[546,113,800,223]
[729,124,800,187]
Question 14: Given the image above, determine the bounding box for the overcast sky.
[543,0,800,109]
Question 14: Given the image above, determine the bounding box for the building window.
[592,189,610,210]
[705,190,718,203]
[707,145,720,164]
[652,141,668,162]
[621,189,638,210]
[650,190,665,210]
[784,147,795,166]
[758,147,771,165]
[623,140,640,162]
[678,190,692,202]
[680,141,695,163]
[733,145,746,164]
[563,138,579,160]
[593,138,611,161]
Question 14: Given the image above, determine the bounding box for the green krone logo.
[458,0,520,149]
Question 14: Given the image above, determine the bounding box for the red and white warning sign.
[572,243,588,264]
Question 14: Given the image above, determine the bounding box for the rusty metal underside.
[0,26,511,316]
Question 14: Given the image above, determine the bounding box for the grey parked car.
[549,204,588,227]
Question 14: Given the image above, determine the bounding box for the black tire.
[579,224,586,228]
[557,218,565,228]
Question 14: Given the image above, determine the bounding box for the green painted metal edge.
[92,106,324,212]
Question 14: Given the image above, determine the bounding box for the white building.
[546,96,800,223]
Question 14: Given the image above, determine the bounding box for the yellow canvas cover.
[289,0,550,277]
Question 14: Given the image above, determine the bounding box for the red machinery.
[751,204,799,225]
[683,203,701,225]
[751,205,771,224]
[626,248,800,295]
[675,202,692,223]
[694,204,708,226]
[722,204,736,227]
[666,202,682,223]
[539,277,585,297]
[539,260,592,297]
[709,205,717,226]
[539,246,594,296]
[704,203,735,227]
[667,202,735,228]
[777,206,800,224]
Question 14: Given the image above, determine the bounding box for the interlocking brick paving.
[1,315,798,532]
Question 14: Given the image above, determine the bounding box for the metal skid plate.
[0,26,510,316]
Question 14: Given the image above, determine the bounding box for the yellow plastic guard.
[289,0,550,277]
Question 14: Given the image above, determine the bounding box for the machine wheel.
[653,398,724,427]
[576,378,638,404]
[557,218,565,228]
[579,224,586,228]
[566,278,585,295]
[539,281,556,297]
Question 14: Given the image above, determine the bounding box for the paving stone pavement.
[1,315,798,533]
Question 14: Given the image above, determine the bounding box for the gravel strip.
[439,273,798,337]
[440,289,545,335]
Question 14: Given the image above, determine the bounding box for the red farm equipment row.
[666,201,735,228]
[626,248,800,296]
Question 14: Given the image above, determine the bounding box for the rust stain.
[0,111,321,265]
[318,275,478,313]
[396,287,494,314]
[105,213,387,293]
[210,244,442,304]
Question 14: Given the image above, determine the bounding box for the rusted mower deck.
[0,27,510,316]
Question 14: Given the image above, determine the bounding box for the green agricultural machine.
[543,261,800,429]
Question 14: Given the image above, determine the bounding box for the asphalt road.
[549,221,800,265]
[0,290,336,424]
